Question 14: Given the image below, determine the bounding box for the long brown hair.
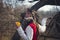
[32,10,41,40]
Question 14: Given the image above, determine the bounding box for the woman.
[16,8,47,40]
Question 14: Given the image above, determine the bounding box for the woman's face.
[25,11,32,18]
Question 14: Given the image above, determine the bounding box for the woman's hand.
[15,22,21,28]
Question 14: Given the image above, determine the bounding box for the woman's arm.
[38,24,46,33]
[17,25,33,40]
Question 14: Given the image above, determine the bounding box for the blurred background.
[0,0,60,40]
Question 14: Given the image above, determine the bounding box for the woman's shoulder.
[29,22,37,29]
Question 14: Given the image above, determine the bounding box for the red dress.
[29,22,37,40]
